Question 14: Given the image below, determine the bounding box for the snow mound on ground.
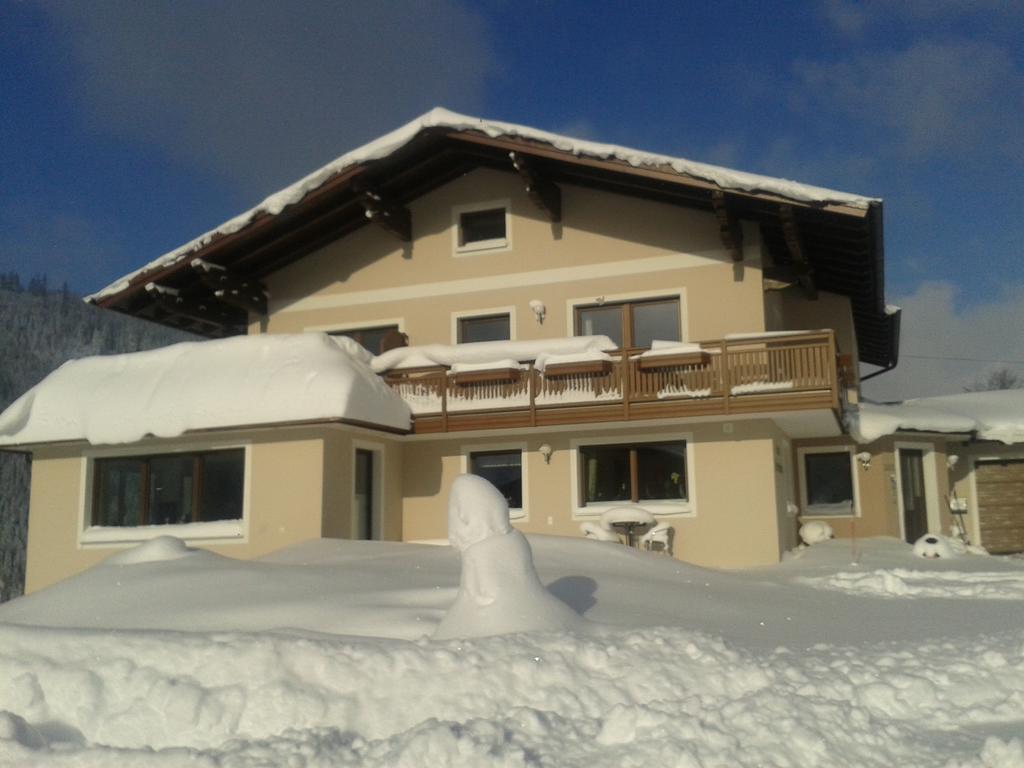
[798,569,1024,599]
[103,536,198,565]
[435,475,586,639]
[0,333,410,445]
[1,623,1022,767]
[851,390,1024,445]
[913,534,957,559]
[799,521,834,545]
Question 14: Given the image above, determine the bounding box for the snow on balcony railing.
[382,331,839,420]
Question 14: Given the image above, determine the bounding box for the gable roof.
[86,107,900,368]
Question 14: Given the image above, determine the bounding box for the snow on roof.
[0,333,410,446]
[850,389,1024,445]
[372,335,616,372]
[86,107,878,302]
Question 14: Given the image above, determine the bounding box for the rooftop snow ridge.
[86,107,878,302]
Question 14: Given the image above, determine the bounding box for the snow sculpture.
[799,520,834,546]
[434,474,586,639]
[913,534,956,559]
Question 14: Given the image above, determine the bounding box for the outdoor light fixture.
[947,454,960,469]
[528,299,546,324]
[856,451,872,470]
[539,443,553,464]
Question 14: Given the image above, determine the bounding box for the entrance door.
[899,449,928,543]
[354,449,375,540]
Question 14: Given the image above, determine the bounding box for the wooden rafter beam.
[510,151,561,222]
[145,283,244,331]
[779,205,817,299]
[359,190,411,242]
[711,190,744,261]
[191,259,268,316]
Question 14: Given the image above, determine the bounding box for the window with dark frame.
[329,325,400,355]
[469,450,523,510]
[458,207,507,249]
[803,451,855,515]
[458,313,511,344]
[92,449,245,527]
[574,297,680,350]
[579,441,687,506]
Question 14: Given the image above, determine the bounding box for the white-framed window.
[797,445,860,517]
[452,199,511,255]
[451,306,516,344]
[461,442,528,520]
[567,288,687,350]
[570,433,695,517]
[80,441,251,547]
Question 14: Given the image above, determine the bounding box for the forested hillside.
[0,283,195,601]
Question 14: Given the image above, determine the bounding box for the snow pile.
[2,535,1024,765]
[913,533,957,559]
[434,475,585,639]
[851,390,1024,444]
[87,108,876,303]
[799,520,834,545]
[373,335,615,372]
[533,349,613,373]
[799,568,1024,600]
[0,333,410,445]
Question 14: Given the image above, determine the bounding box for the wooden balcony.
[384,331,844,435]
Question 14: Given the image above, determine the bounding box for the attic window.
[455,202,509,254]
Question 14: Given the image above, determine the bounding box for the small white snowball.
[912,534,956,559]
[799,521,834,546]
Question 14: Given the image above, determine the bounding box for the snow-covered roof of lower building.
[0,333,410,447]
[850,389,1024,445]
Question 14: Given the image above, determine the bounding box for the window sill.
[454,239,509,256]
[575,501,693,518]
[80,519,245,548]
[509,508,526,521]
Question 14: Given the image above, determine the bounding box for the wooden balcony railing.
[384,330,843,434]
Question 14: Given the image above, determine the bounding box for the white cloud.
[793,39,1024,164]
[40,0,496,197]
[862,281,1024,401]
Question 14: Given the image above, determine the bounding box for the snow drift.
[850,390,1024,445]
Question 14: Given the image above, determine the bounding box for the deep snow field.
[1,532,1023,767]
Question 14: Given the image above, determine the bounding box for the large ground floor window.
[800,448,856,516]
[579,440,687,506]
[468,449,523,513]
[92,449,245,527]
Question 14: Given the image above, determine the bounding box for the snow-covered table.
[599,506,657,547]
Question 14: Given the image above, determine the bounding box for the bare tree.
[964,367,1024,392]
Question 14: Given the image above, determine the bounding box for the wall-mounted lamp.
[539,443,553,464]
[528,299,546,324]
[856,451,872,470]
[947,454,960,469]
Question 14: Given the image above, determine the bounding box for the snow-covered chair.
[640,523,673,555]
[580,521,621,543]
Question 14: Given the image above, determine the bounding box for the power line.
[901,354,1024,364]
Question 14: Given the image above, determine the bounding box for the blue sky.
[1,0,1022,397]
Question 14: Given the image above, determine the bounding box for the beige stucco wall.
[793,435,954,542]
[23,425,400,594]
[261,167,768,345]
[402,419,786,569]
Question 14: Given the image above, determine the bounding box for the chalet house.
[14,107,1014,595]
